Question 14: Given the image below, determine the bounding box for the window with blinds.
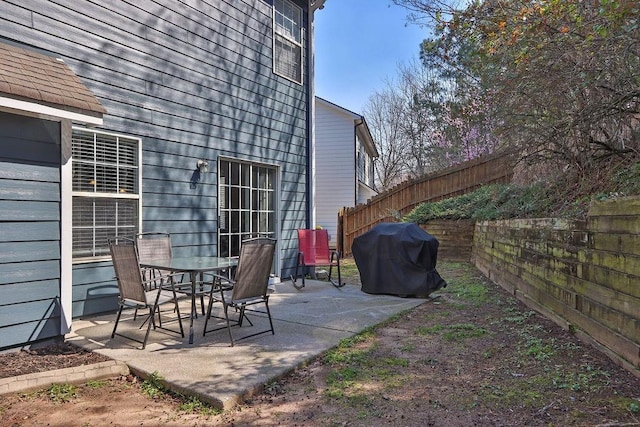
[273,0,302,84]
[71,128,141,260]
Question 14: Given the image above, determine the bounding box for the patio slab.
[69,280,428,409]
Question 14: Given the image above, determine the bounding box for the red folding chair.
[290,229,344,290]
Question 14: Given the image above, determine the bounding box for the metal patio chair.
[136,232,210,316]
[290,229,344,290]
[109,238,184,349]
[135,232,174,289]
[203,238,276,346]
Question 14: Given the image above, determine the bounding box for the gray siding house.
[0,0,326,350]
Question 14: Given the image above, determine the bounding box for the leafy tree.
[394,0,640,180]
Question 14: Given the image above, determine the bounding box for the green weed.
[141,371,165,398]
[324,328,375,365]
[443,323,488,341]
[86,380,107,389]
[400,343,416,352]
[47,383,78,403]
[177,395,221,415]
[415,324,444,335]
[417,323,487,341]
[264,380,283,396]
[524,337,555,361]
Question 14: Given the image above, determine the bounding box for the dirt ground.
[1,261,639,427]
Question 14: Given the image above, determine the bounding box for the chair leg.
[172,290,184,338]
[141,307,155,350]
[224,304,235,347]
[264,300,275,335]
[111,306,124,338]
[290,253,305,290]
[328,253,346,288]
[203,292,215,335]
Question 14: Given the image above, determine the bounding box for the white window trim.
[272,0,304,85]
[71,126,142,264]
[218,156,281,276]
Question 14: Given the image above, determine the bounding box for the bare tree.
[363,84,409,191]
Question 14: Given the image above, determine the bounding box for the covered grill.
[352,222,447,297]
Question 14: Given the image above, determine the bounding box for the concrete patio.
[68,279,428,409]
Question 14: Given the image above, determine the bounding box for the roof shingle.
[0,42,105,116]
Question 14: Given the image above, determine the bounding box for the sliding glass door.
[218,159,277,258]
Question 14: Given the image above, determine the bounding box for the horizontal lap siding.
[0,0,309,317]
[0,113,62,349]
[315,103,355,247]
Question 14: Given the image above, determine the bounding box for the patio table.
[140,256,238,344]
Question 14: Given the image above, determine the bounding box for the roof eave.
[0,95,104,125]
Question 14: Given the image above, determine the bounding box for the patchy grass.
[46,383,78,403]
[86,380,107,389]
[338,257,361,283]
[437,261,491,306]
[140,371,166,398]
[177,395,221,416]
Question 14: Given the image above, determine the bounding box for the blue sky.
[314,0,428,115]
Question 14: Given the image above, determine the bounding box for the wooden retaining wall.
[421,220,475,261]
[471,197,640,377]
[340,152,513,255]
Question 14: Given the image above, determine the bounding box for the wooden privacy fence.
[338,152,514,256]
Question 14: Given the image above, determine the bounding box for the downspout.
[307,0,327,228]
[307,10,315,229]
[307,1,322,229]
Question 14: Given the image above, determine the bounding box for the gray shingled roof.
[0,42,105,116]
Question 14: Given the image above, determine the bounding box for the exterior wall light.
[197,159,209,174]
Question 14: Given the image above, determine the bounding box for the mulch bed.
[0,342,111,379]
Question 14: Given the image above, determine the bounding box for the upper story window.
[72,127,141,261]
[356,138,373,187]
[273,0,302,84]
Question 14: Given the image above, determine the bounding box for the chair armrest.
[202,272,236,291]
[142,271,185,291]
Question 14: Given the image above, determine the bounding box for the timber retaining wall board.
[420,220,475,261]
[471,196,640,377]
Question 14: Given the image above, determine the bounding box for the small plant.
[86,380,107,389]
[264,380,283,396]
[141,371,165,398]
[415,324,444,335]
[47,383,78,403]
[400,343,416,352]
[502,307,536,324]
[523,336,555,361]
[324,329,374,365]
[628,401,640,415]
[177,395,221,415]
[443,323,487,341]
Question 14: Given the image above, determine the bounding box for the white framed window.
[273,0,303,84]
[71,127,141,261]
[218,158,277,258]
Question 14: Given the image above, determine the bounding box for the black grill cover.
[352,222,447,297]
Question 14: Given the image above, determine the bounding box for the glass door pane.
[218,159,277,258]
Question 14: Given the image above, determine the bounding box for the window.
[273,0,302,84]
[356,138,374,187]
[72,127,141,260]
[218,159,277,258]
